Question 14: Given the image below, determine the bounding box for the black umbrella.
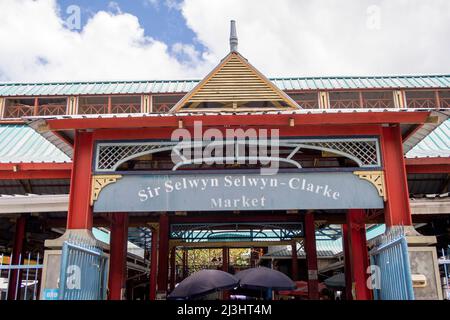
[236,267,296,290]
[324,273,345,288]
[167,269,239,300]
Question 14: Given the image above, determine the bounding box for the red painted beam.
[405,157,450,174]
[108,213,128,300]
[92,125,383,141]
[66,131,94,230]
[381,126,412,226]
[304,212,319,300]
[0,163,72,171]
[0,170,71,180]
[46,111,430,131]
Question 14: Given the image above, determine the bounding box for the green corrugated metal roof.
[406,120,450,158]
[0,75,448,97]
[0,125,71,163]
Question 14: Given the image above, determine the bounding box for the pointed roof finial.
[230,20,238,52]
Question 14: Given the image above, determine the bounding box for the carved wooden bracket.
[353,170,387,201]
[90,174,122,205]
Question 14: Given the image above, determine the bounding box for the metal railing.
[58,238,108,300]
[369,227,415,300]
[0,252,43,300]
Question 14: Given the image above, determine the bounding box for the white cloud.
[0,0,212,82]
[180,0,450,77]
[0,0,448,82]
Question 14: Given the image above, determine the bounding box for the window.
[78,96,108,114]
[111,96,141,113]
[361,91,394,108]
[405,90,437,108]
[3,98,35,118]
[287,92,318,109]
[329,91,360,109]
[152,94,184,113]
[36,98,67,116]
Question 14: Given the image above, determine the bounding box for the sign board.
[94,172,384,212]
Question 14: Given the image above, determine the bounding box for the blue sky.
[0,0,449,82]
[57,0,203,52]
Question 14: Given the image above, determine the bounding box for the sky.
[0,0,449,82]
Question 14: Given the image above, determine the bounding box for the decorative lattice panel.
[95,138,381,172]
[305,140,379,167]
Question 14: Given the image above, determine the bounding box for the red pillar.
[149,227,158,300]
[169,246,176,292]
[67,131,94,230]
[304,212,319,299]
[381,125,412,226]
[157,214,169,296]
[222,247,229,272]
[345,209,371,300]
[291,240,298,281]
[108,213,128,300]
[342,224,353,300]
[8,215,26,300]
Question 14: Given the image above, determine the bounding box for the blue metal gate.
[369,227,414,300]
[58,237,108,300]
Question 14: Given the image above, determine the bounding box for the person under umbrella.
[168,269,239,300]
[235,267,296,299]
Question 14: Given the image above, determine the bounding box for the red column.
[182,249,188,279]
[345,209,371,300]
[157,214,169,296]
[67,131,94,230]
[149,227,158,300]
[342,224,353,300]
[381,126,412,226]
[222,247,229,272]
[108,213,128,300]
[291,240,298,281]
[8,215,26,300]
[169,246,176,291]
[304,212,319,299]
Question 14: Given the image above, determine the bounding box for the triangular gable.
[170,52,300,112]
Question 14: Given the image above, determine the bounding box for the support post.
[169,246,176,292]
[222,247,229,272]
[182,249,188,279]
[342,224,353,300]
[345,209,371,300]
[108,213,128,300]
[149,227,158,300]
[67,131,94,230]
[157,214,169,297]
[381,125,412,226]
[304,212,319,299]
[291,240,298,281]
[8,214,26,300]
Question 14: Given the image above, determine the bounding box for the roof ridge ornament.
[230,20,238,52]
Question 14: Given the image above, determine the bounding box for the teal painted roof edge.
[0,124,70,163]
[0,74,448,96]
